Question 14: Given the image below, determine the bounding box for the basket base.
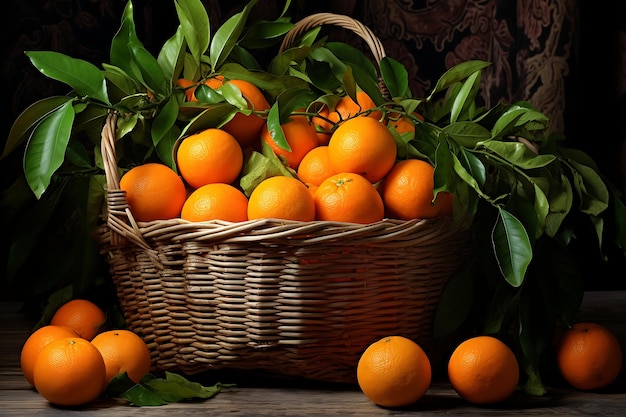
[98,217,471,384]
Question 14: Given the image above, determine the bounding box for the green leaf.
[427,60,491,100]
[481,140,556,169]
[110,1,137,76]
[157,25,186,83]
[442,122,491,148]
[102,64,140,97]
[274,87,318,122]
[175,0,210,73]
[179,103,237,137]
[521,366,548,396]
[452,149,490,200]
[228,45,262,70]
[611,193,626,255]
[24,101,76,199]
[218,82,250,111]
[144,372,229,403]
[566,158,610,216]
[492,207,532,287]
[155,124,181,170]
[239,143,295,195]
[379,56,410,99]
[450,69,480,123]
[327,42,384,103]
[490,106,548,140]
[25,51,110,105]
[239,20,294,49]
[3,96,73,158]
[544,173,573,237]
[482,280,518,334]
[433,268,474,337]
[151,96,179,147]
[128,42,168,95]
[195,84,226,104]
[265,103,289,151]
[209,0,258,70]
[304,47,348,92]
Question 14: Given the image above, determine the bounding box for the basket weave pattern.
[96,14,471,384]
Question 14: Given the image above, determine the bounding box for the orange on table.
[447,335,519,405]
[33,337,107,406]
[357,335,432,408]
[50,299,106,341]
[328,117,397,183]
[261,114,319,170]
[181,183,249,222]
[297,146,337,187]
[556,322,623,391]
[20,325,78,386]
[176,128,243,188]
[119,163,187,222]
[91,329,152,384]
[314,172,384,224]
[248,176,315,222]
[379,159,453,220]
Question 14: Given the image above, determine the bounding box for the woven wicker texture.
[96,14,470,384]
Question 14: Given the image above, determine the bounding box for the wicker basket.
[96,13,470,384]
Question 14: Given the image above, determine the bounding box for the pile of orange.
[20,299,151,407]
[121,83,454,226]
[356,321,623,409]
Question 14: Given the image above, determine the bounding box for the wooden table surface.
[1,292,625,416]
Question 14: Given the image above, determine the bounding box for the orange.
[247,176,315,221]
[176,128,243,188]
[177,76,269,148]
[176,75,225,102]
[388,112,425,134]
[314,172,384,224]
[328,117,397,183]
[297,146,337,187]
[447,335,519,405]
[20,325,78,386]
[261,114,319,169]
[379,159,454,220]
[175,78,198,102]
[91,329,152,384]
[50,299,106,341]
[357,335,432,408]
[181,183,249,222]
[33,337,107,406]
[313,91,382,136]
[220,78,271,148]
[556,322,623,391]
[119,163,187,222]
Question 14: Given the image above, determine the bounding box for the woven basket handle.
[279,13,390,100]
[100,111,154,252]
